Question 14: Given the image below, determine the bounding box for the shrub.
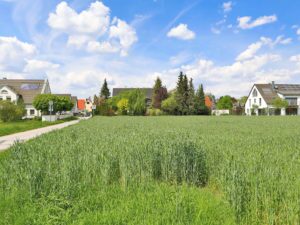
[147,108,163,116]
[117,98,128,115]
[0,101,26,122]
[161,95,178,115]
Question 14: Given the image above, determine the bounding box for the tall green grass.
[0,116,299,224]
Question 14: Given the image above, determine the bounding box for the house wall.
[25,104,41,118]
[0,86,18,102]
[245,86,268,115]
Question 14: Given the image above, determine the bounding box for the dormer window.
[252,89,258,97]
[1,90,8,94]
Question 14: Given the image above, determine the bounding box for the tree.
[117,98,129,115]
[239,96,248,106]
[33,94,73,115]
[100,78,110,99]
[151,77,168,109]
[175,72,189,115]
[194,84,209,115]
[187,78,195,114]
[217,95,233,110]
[0,101,26,122]
[127,89,146,115]
[272,97,288,109]
[161,94,179,115]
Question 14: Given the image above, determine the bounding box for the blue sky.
[1,0,300,98]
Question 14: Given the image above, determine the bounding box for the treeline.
[93,71,210,116]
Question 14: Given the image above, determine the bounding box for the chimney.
[271,81,276,91]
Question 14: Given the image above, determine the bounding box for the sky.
[1,0,300,98]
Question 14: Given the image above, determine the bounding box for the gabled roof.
[112,88,153,99]
[254,84,278,104]
[254,83,300,105]
[0,79,46,104]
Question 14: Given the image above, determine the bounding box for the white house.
[0,78,51,118]
[245,81,300,116]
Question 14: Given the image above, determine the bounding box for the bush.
[161,95,178,115]
[0,101,26,122]
[117,98,128,115]
[147,108,163,116]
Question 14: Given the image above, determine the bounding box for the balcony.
[285,98,298,106]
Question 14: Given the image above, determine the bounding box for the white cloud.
[236,42,263,61]
[23,59,60,73]
[236,36,292,61]
[237,15,277,29]
[48,1,137,56]
[48,1,110,35]
[167,24,196,40]
[87,41,119,54]
[0,36,36,70]
[223,1,232,13]
[109,18,138,56]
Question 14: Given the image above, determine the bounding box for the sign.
[92,105,96,110]
[49,100,54,112]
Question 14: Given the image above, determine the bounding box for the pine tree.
[100,78,110,99]
[195,84,208,115]
[187,78,195,114]
[175,72,191,115]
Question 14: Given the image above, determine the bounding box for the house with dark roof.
[245,81,300,116]
[112,88,153,106]
[0,78,51,118]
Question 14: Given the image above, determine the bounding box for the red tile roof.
[77,99,86,110]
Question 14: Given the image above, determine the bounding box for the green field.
[0,118,77,137]
[0,116,299,225]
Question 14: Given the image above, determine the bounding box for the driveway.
[0,119,82,152]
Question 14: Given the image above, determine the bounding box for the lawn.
[0,116,299,225]
[0,117,77,137]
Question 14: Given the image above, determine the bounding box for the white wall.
[0,86,18,102]
[25,105,40,118]
[245,86,268,115]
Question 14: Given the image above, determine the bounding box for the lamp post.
[49,100,54,122]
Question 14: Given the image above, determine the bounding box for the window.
[1,90,8,94]
[249,99,251,107]
[254,98,256,104]
[6,96,11,102]
[259,98,262,106]
[30,109,35,115]
[252,89,258,97]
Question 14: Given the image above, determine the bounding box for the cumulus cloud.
[48,1,137,56]
[236,36,292,61]
[223,1,232,13]
[23,59,60,73]
[109,18,138,56]
[237,15,277,29]
[48,1,110,35]
[0,36,36,70]
[167,24,196,40]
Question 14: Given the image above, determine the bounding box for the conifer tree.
[195,84,208,115]
[151,77,167,109]
[187,78,195,114]
[100,78,110,99]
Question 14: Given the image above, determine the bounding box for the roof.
[276,84,300,95]
[255,83,300,104]
[54,94,72,99]
[112,88,153,99]
[71,96,77,105]
[77,99,85,110]
[0,79,46,104]
[254,84,278,104]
